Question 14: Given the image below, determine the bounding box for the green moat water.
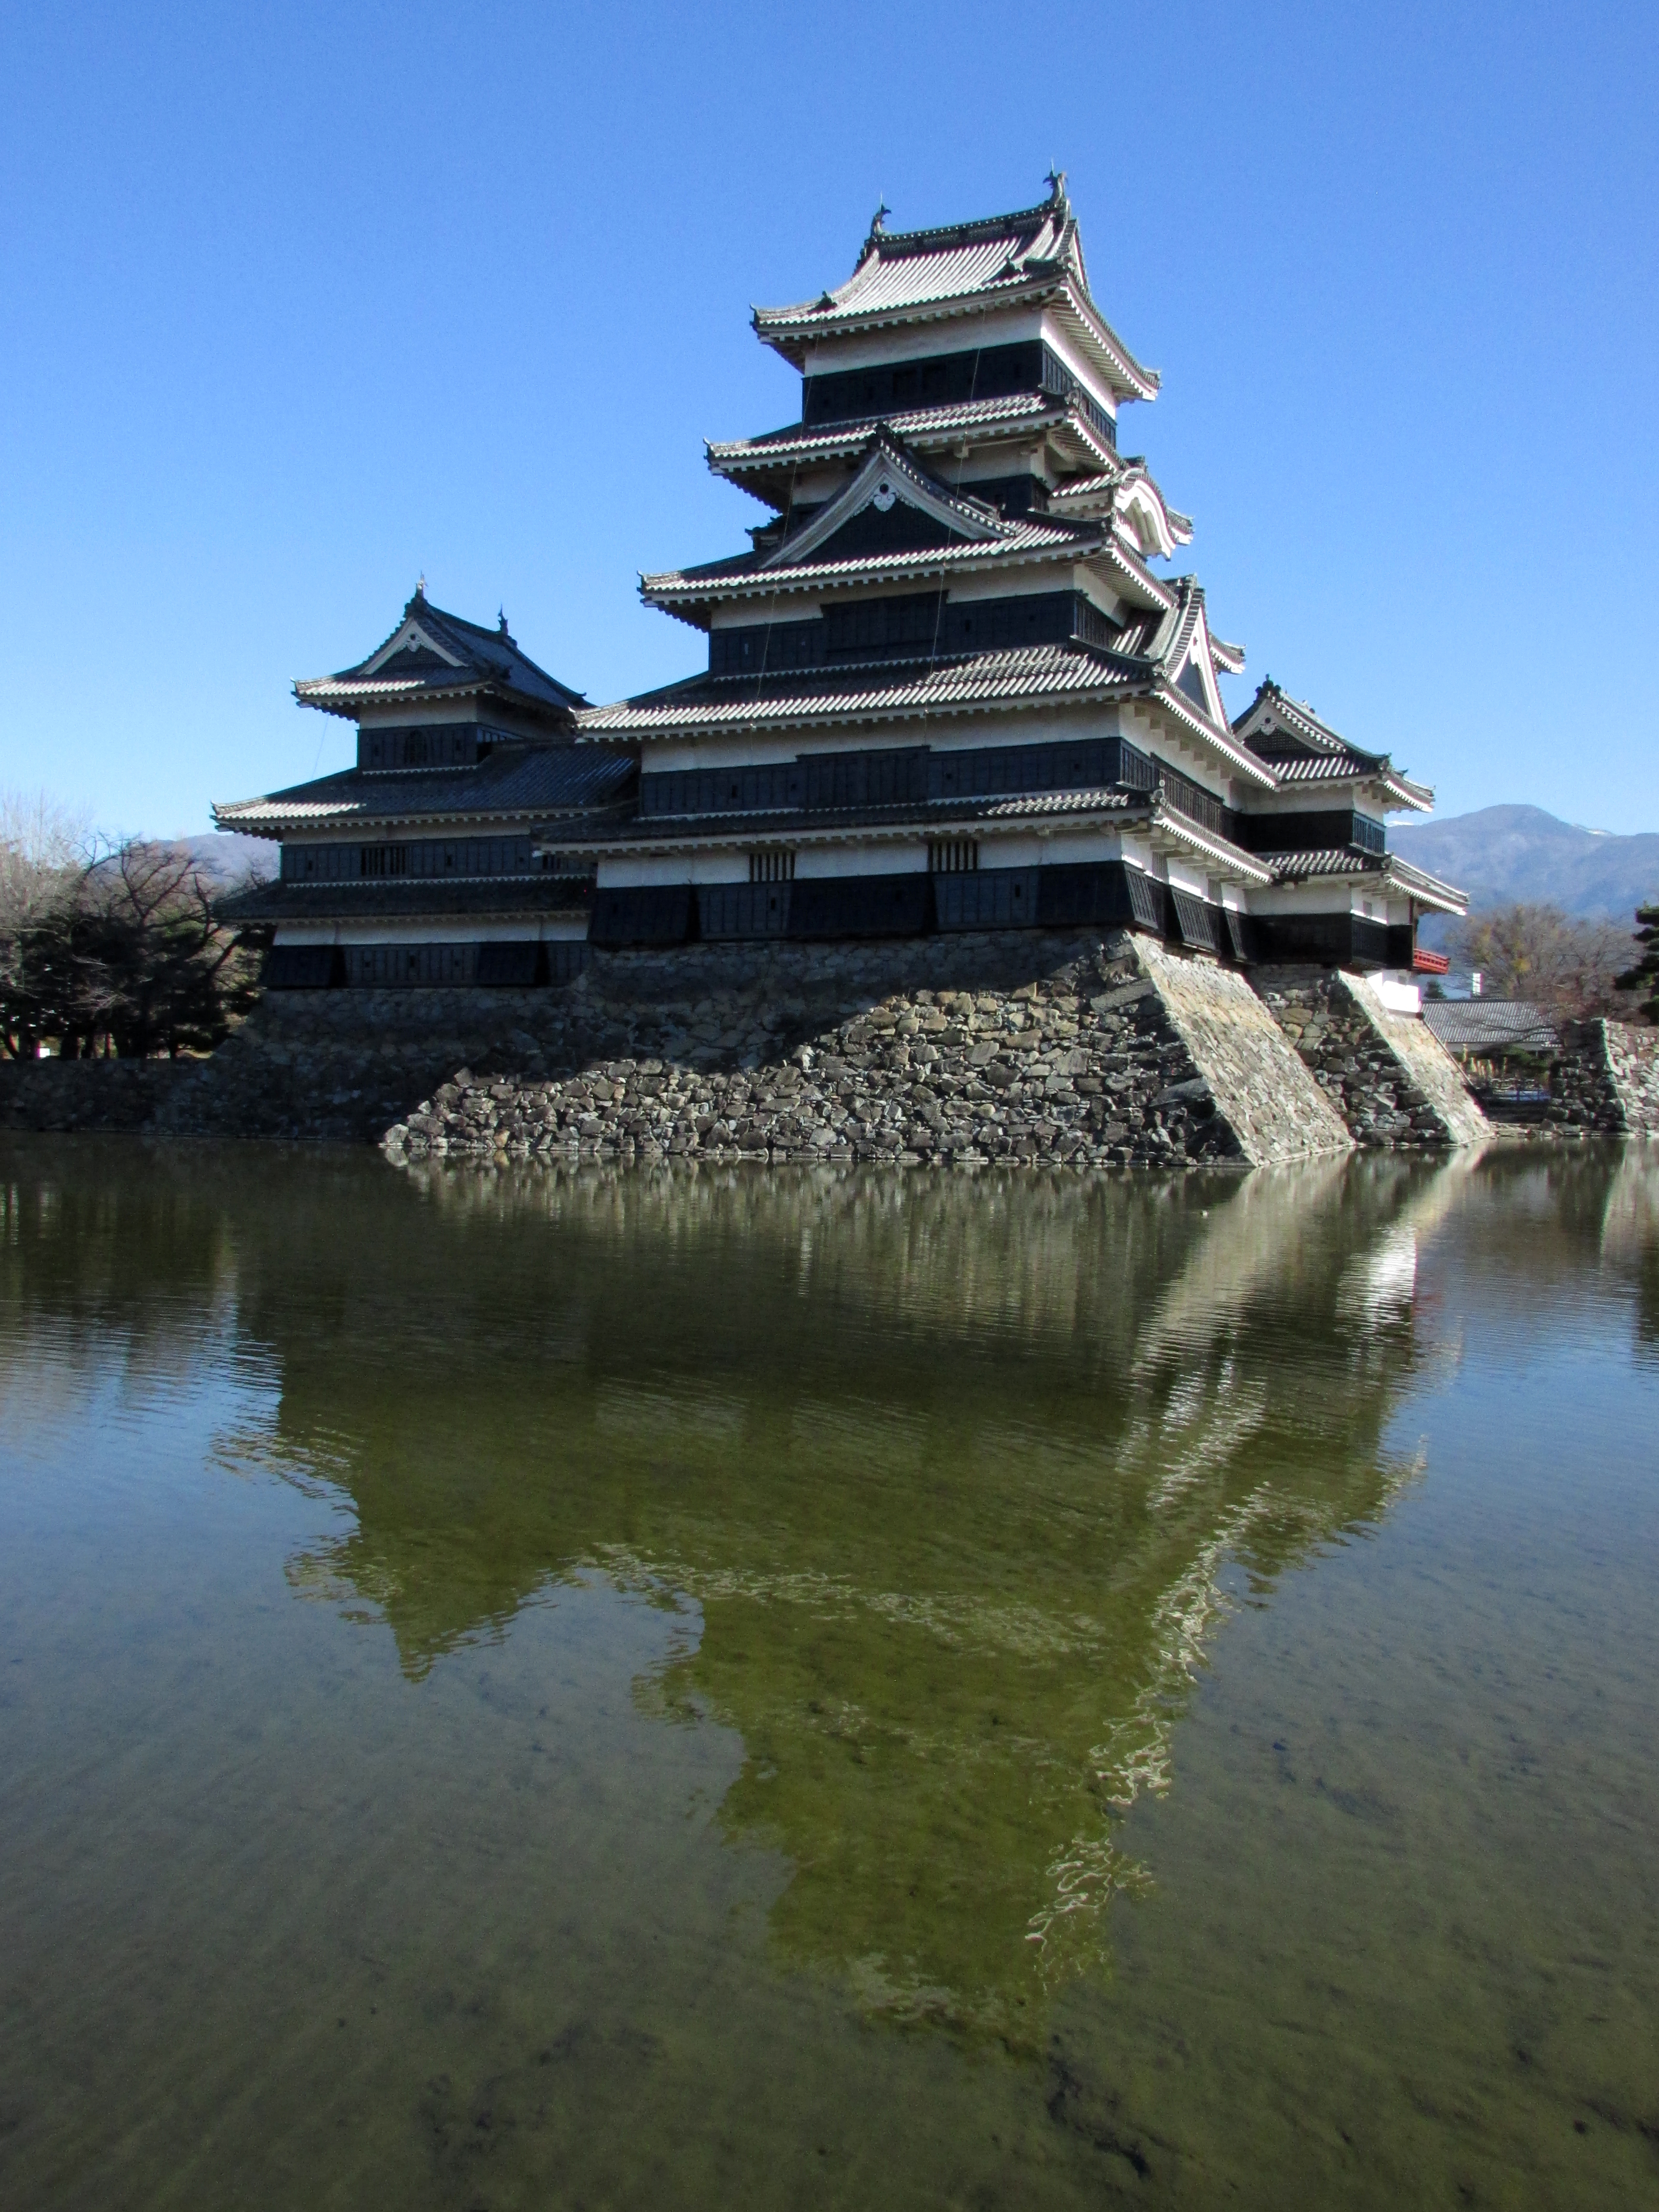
[1,1138,1656,2208]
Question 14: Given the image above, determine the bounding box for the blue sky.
[1,0,1654,839]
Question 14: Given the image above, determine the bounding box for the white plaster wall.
[1163,857,1211,899]
[923,705,1121,754]
[799,307,1044,377]
[975,825,1124,869]
[1119,703,1232,796]
[708,599,823,629]
[272,919,589,947]
[595,850,747,887]
[952,455,1048,498]
[794,842,927,878]
[934,565,1089,606]
[1248,883,1378,918]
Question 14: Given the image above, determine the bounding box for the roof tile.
[577,641,1154,738]
[215,745,637,830]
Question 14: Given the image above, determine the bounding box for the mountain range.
[168,832,275,884]
[1391,806,1659,923]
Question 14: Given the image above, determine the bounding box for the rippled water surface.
[1,1137,1657,2209]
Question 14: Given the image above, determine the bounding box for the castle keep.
[217,178,1466,991]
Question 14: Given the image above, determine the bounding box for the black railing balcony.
[1154,762,1235,842]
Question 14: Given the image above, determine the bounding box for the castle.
[218,178,1464,990]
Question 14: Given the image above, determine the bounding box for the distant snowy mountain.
[1392,805,1659,922]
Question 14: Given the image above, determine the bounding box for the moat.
[1,1138,1656,2208]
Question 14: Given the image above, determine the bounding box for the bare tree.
[0,791,91,1058]
[1447,903,1639,1021]
[2,816,265,1058]
[0,788,87,924]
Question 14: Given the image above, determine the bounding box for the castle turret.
[214,587,634,988]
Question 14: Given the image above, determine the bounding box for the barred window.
[359,844,409,878]
[928,840,979,874]
[748,849,796,883]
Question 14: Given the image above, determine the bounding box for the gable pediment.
[768,436,1006,571]
[1175,634,1226,726]
[363,618,467,676]
[1158,594,1230,728]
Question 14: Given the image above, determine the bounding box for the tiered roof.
[642,428,1174,620]
[708,391,1119,503]
[581,566,1272,790]
[1234,680,1434,811]
[1264,850,1465,914]
[293,586,589,724]
[215,742,635,837]
[620,186,1257,789]
[751,178,1159,404]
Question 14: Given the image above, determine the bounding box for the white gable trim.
[1117,479,1180,560]
[767,441,1006,570]
[363,619,466,675]
[1174,611,1228,727]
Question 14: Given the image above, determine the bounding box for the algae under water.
[0,1136,1656,2207]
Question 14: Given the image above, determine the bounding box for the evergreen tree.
[1616,901,1659,1022]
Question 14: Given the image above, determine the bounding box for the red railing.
[1413,947,1450,974]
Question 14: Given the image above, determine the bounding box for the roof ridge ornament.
[870,197,890,237]
[1046,166,1069,209]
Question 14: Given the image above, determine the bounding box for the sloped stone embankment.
[1258,967,1489,1148]
[1554,1020,1659,1136]
[384,930,1351,1172]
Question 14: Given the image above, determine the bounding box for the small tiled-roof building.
[216,588,636,986]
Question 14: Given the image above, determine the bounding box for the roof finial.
[498,606,510,637]
[1046,165,1068,206]
[870,196,890,235]
[415,573,426,599]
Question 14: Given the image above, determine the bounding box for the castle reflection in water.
[3,1142,1653,2045]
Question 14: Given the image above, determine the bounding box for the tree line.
[0,791,266,1060]
[1442,902,1657,1022]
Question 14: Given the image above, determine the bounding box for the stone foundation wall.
[1552,1020,1659,1136]
[0,1058,186,1132]
[385,930,1351,1172]
[52,938,1639,1166]
[141,986,564,1144]
[1256,967,1489,1148]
